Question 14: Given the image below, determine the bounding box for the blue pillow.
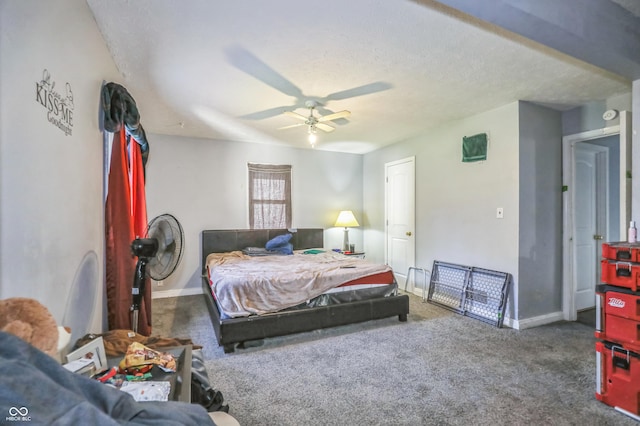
[269,243,293,255]
[265,233,292,250]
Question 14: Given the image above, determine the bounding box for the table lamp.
[334,210,359,252]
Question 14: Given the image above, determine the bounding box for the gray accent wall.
[517,102,563,319]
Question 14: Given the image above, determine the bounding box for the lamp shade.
[335,210,359,228]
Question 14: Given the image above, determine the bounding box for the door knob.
[593,235,604,240]
[406,231,412,236]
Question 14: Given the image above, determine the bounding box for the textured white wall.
[144,134,364,294]
[0,0,120,337]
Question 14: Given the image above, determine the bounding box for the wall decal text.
[36,69,74,136]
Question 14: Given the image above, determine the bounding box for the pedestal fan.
[130,214,184,332]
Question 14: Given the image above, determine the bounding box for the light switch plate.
[496,207,504,219]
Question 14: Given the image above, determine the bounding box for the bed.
[201,228,409,353]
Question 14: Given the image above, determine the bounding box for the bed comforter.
[206,251,392,318]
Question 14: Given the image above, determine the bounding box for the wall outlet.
[156,280,164,287]
[496,207,504,219]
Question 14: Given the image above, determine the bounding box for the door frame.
[562,111,631,321]
[384,156,416,293]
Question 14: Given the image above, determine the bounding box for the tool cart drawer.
[601,260,640,291]
[596,341,640,415]
[602,242,640,263]
[596,284,640,321]
[595,314,640,353]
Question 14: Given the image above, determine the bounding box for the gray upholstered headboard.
[201,228,324,274]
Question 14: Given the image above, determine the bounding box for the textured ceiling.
[86,0,631,154]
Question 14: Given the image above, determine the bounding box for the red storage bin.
[596,341,640,415]
[601,260,640,291]
[602,242,640,263]
[600,286,640,321]
[595,285,640,352]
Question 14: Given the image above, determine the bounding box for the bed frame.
[201,228,409,353]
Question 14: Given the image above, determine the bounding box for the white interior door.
[385,157,415,291]
[563,111,632,321]
[574,146,600,310]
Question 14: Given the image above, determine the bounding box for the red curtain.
[105,129,152,335]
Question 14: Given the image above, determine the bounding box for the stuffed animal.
[0,297,59,357]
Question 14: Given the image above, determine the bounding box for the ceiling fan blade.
[316,123,335,133]
[225,46,305,99]
[278,123,306,130]
[323,81,392,101]
[318,110,351,122]
[240,106,292,120]
[283,111,308,122]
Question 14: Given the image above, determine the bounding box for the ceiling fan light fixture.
[308,126,317,146]
[279,100,348,147]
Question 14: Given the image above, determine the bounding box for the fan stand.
[130,256,150,333]
[130,237,159,334]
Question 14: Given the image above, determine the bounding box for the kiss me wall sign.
[35,69,74,136]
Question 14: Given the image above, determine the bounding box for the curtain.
[105,129,152,335]
[248,163,292,229]
[129,134,151,334]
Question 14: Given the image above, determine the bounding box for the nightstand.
[343,252,365,259]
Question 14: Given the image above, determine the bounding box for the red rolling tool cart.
[595,242,640,418]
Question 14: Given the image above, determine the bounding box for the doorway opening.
[562,111,631,323]
[574,141,617,328]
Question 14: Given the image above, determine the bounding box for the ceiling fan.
[278,100,351,146]
[226,46,391,121]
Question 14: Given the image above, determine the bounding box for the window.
[248,163,292,229]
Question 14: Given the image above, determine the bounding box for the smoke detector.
[603,109,619,121]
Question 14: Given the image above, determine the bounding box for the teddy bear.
[0,297,59,357]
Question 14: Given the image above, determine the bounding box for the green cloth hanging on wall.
[462,133,487,162]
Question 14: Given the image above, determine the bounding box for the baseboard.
[152,287,203,299]
[504,311,564,330]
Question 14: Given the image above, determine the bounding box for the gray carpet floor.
[152,294,636,426]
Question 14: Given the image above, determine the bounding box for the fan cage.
[146,214,184,281]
